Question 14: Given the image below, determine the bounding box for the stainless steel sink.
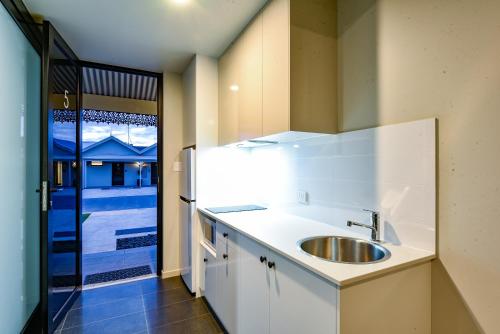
[298,236,391,264]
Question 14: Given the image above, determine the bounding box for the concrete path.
[83,186,157,199]
[81,187,158,282]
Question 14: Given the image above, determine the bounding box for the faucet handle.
[363,208,378,214]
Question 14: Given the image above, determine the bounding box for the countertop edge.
[198,208,435,287]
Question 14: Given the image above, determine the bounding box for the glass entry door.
[41,22,81,333]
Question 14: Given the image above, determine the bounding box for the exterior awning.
[53,109,157,127]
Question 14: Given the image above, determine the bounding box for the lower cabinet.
[237,234,270,334]
[269,249,337,333]
[207,225,338,334]
[203,248,217,309]
[203,223,429,334]
[215,224,238,333]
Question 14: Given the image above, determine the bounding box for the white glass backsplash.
[205,119,436,252]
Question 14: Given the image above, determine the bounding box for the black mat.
[206,205,267,214]
[116,234,157,250]
[53,275,77,288]
[53,231,76,238]
[53,240,77,253]
[84,265,152,285]
[115,226,157,236]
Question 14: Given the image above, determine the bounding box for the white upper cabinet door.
[269,250,338,334]
[237,234,270,334]
[218,44,240,145]
[263,0,290,136]
[238,13,263,141]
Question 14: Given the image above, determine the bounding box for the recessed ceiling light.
[229,84,239,92]
[172,0,189,5]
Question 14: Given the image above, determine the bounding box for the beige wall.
[338,1,500,332]
[183,57,197,147]
[162,72,184,277]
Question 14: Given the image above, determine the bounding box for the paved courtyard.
[82,187,157,285]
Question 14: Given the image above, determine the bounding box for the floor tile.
[145,298,208,329]
[143,286,194,310]
[72,281,143,309]
[139,276,184,294]
[61,311,147,334]
[62,276,221,334]
[64,296,143,328]
[148,314,223,334]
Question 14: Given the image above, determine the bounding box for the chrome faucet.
[347,209,380,241]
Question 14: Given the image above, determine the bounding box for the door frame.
[41,21,82,333]
[79,60,164,277]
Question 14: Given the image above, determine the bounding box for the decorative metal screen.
[53,109,157,127]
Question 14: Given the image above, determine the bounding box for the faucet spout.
[346,210,380,241]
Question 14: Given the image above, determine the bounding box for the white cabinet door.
[237,234,270,334]
[269,250,337,334]
[216,225,239,333]
[204,249,217,310]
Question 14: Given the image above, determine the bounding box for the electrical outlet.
[297,190,308,204]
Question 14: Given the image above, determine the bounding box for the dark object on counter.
[206,205,267,214]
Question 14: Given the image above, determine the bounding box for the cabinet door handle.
[260,256,267,263]
[203,258,208,263]
[268,261,275,269]
[223,253,228,259]
[223,232,228,238]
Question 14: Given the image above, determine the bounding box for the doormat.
[116,234,157,250]
[115,226,157,236]
[53,231,76,238]
[53,240,77,253]
[53,275,77,288]
[84,265,152,285]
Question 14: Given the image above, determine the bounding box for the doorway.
[40,23,164,331]
[111,162,125,186]
[79,63,162,287]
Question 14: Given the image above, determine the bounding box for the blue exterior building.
[53,136,157,189]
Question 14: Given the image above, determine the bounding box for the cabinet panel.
[237,235,270,334]
[238,13,263,141]
[219,45,240,145]
[269,250,337,334]
[203,249,217,310]
[216,227,238,333]
[290,0,337,133]
[263,0,290,136]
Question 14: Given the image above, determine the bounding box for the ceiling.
[25,0,267,73]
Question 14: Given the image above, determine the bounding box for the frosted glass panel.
[0,3,41,333]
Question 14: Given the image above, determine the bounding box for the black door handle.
[223,254,228,260]
[223,232,228,238]
[260,256,267,263]
[268,261,275,269]
[203,258,208,263]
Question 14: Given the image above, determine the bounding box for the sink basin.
[298,236,391,264]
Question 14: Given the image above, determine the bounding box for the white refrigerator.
[179,147,196,293]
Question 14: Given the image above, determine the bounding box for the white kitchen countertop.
[198,207,435,287]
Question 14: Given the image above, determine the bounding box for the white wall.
[182,58,196,148]
[162,72,184,277]
[337,1,499,332]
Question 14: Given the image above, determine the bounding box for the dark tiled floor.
[55,276,223,334]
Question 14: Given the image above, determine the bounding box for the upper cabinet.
[219,0,338,145]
